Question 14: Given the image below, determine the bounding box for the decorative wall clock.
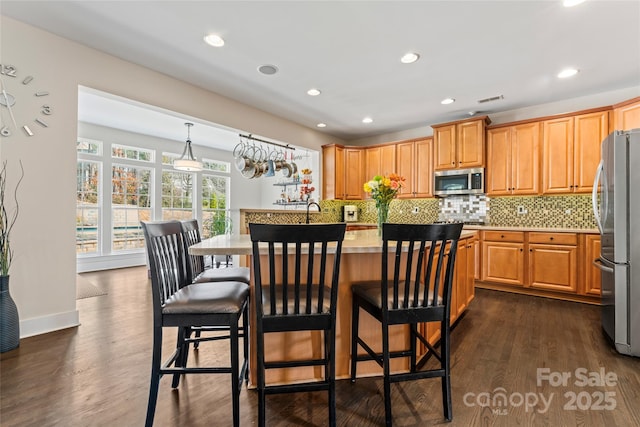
[0,64,52,138]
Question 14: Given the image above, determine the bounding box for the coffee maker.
[343,205,358,222]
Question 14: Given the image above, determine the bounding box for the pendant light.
[174,122,203,171]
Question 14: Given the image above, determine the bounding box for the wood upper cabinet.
[486,122,540,196]
[396,138,433,198]
[542,110,609,194]
[528,233,578,294]
[322,145,363,200]
[344,148,365,200]
[433,117,489,170]
[613,97,640,131]
[365,144,396,182]
[322,144,345,199]
[573,111,610,192]
[582,234,602,296]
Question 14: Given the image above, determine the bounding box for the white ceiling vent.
[477,95,504,104]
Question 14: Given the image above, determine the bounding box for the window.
[201,174,230,238]
[111,164,152,251]
[203,158,231,173]
[76,136,232,271]
[76,160,101,254]
[161,170,195,220]
[112,144,154,162]
[77,138,102,155]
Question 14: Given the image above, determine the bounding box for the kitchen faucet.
[306,202,321,224]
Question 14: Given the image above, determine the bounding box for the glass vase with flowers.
[363,173,406,235]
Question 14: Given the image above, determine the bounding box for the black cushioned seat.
[193,267,251,284]
[163,282,249,315]
[249,223,346,427]
[350,222,463,426]
[141,220,249,427]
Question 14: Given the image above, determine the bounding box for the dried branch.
[0,160,24,276]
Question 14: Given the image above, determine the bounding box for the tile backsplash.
[322,194,596,229]
[247,194,597,230]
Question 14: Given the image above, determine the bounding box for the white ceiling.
[3,0,640,145]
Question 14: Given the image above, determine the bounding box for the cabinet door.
[344,148,364,200]
[511,122,540,195]
[466,239,477,305]
[433,124,457,170]
[543,117,574,194]
[583,234,602,296]
[364,146,381,186]
[380,145,397,177]
[528,244,578,293]
[457,120,484,169]
[481,242,525,286]
[452,241,468,322]
[414,138,433,197]
[614,99,640,131]
[573,111,608,193]
[322,145,344,199]
[396,141,415,198]
[486,127,512,195]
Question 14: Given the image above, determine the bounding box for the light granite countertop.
[190,228,478,256]
[462,225,598,234]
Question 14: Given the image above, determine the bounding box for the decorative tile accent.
[488,194,597,229]
[438,195,489,223]
[245,194,597,230]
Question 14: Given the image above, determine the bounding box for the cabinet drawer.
[529,232,577,245]
[482,231,525,242]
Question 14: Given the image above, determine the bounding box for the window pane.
[202,174,230,238]
[111,164,152,251]
[162,170,194,220]
[112,144,154,162]
[77,138,102,155]
[76,160,101,254]
[203,158,230,173]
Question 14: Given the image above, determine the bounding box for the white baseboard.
[77,252,147,273]
[20,310,80,338]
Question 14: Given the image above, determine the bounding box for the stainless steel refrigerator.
[592,129,640,357]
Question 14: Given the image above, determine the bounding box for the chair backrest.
[141,220,189,320]
[381,223,463,317]
[180,218,205,283]
[249,223,346,322]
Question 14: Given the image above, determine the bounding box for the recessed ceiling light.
[203,34,225,47]
[307,88,321,96]
[558,68,579,78]
[563,0,585,7]
[316,123,327,128]
[362,117,373,124]
[441,98,455,105]
[258,64,279,75]
[400,53,420,64]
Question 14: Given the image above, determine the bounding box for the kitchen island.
[190,228,477,386]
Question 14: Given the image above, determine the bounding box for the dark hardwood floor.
[2,266,639,426]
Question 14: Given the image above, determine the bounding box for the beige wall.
[0,16,343,338]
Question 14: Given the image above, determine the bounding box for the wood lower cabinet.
[583,234,602,296]
[528,232,578,294]
[481,231,525,286]
[478,230,599,303]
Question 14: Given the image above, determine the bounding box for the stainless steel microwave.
[434,168,484,196]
